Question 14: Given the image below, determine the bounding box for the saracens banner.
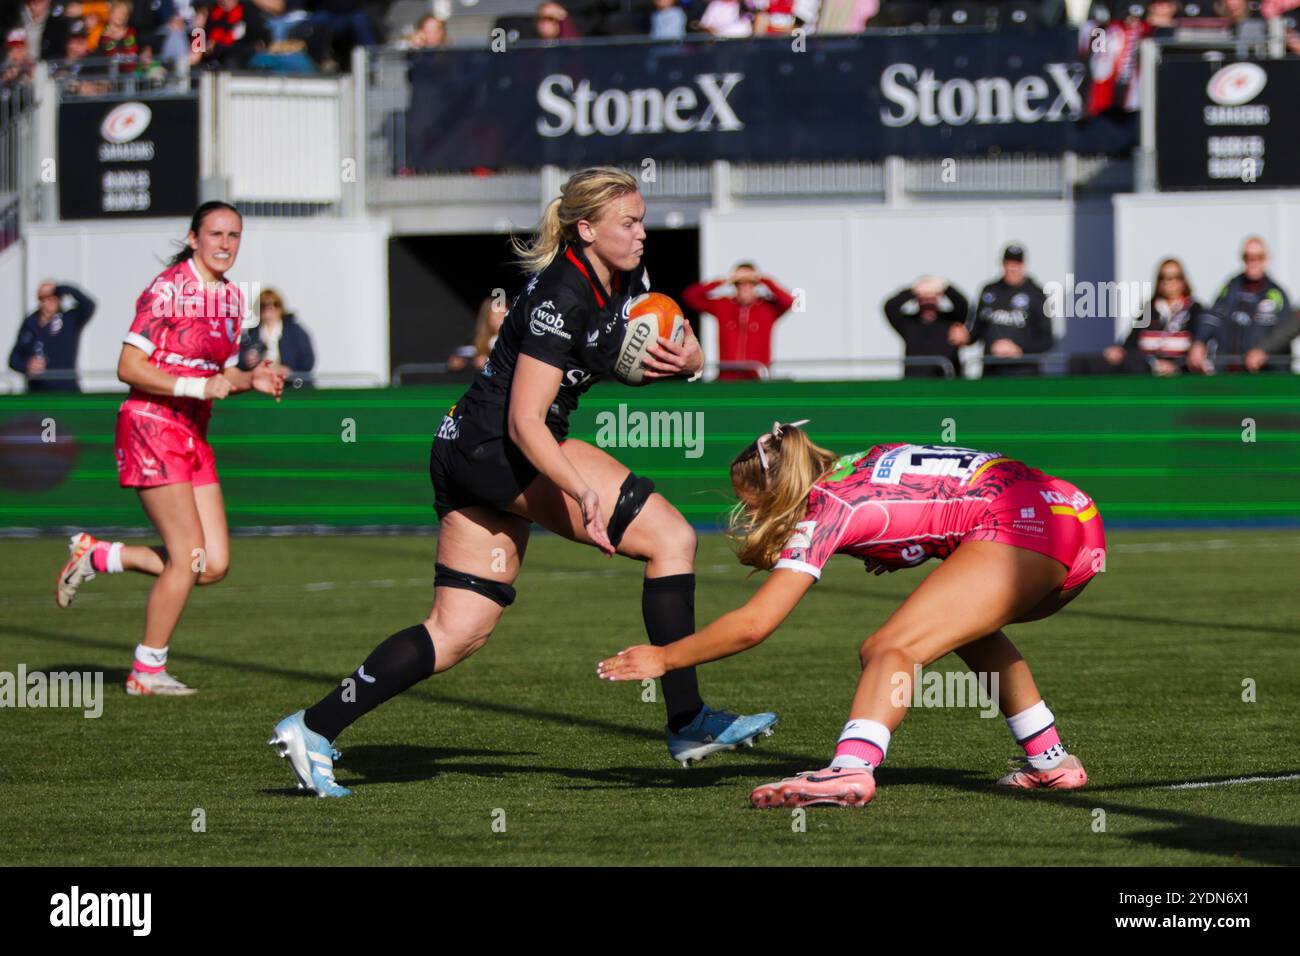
[1155,56,1300,191]
[401,32,1137,171]
[58,96,199,219]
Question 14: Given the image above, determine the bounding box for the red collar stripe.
[565,247,606,308]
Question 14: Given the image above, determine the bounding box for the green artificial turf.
[1,530,1297,866]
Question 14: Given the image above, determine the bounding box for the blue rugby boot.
[269,710,352,797]
[666,705,778,767]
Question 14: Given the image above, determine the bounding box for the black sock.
[642,573,705,732]
[303,624,436,742]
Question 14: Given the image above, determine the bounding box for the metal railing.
[1,79,38,250]
[0,368,385,394]
[48,55,196,99]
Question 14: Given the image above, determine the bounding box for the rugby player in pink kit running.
[56,201,287,696]
[599,422,1104,808]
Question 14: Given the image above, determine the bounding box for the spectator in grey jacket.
[1188,236,1295,373]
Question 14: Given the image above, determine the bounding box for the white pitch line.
[1161,773,1300,790]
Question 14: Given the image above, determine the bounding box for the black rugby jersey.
[451,243,650,444]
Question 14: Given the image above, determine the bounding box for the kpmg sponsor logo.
[537,73,744,137]
[1203,63,1270,126]
[879,62,1083,128]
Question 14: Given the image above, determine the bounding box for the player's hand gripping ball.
[612,293,686,386]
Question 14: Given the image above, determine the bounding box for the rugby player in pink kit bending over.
[599,422,1104,808]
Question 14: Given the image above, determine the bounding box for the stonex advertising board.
[402,32,1137,170]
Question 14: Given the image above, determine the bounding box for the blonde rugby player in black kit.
[270,167,776,796]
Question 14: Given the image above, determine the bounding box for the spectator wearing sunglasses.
[1189,237,1296,373]
[1072,258,1203,376]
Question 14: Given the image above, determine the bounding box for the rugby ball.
[612,293,686,386]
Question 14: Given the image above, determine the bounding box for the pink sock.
[1022,725,1062,757]
[91,541,124,574]
[91,542,111,573]
[834,737,884,767]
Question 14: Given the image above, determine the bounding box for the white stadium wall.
[0,241,24,362]
[12,217,390,390]
[698,200,1110,379]
[1115,189,1300,362]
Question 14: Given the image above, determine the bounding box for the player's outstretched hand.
[251,359,288,402]
[581,487,615,556]
[642,324,703,380]
[597,645,666,681]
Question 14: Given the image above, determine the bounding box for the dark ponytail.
[167,200,241,267]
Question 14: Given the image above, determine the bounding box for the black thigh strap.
[435,563,517,607]
[608,472,656,549]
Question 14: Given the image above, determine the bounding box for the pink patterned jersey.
[774,443,1088,579]
[120,259,243,436]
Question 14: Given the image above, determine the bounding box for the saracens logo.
[101,102,152,143]
[1206,63,1267,107]
[537,73,744,138]
[99,101,156,161]
[879,62,1084,128]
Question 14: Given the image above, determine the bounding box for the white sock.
[830,718,890,770]
[134,643,168,671]
[1006,700,1068,771]
[106,542,124,574]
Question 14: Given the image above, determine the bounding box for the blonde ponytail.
[728,425,839,570]
[511,166,640,274]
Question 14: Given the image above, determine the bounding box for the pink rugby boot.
[750,765,877,809]
[996,755,1088,790]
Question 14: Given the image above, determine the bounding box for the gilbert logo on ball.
[613,293,686,386]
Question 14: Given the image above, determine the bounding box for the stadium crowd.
[879,236,1297,378]
[4,0,1300,82]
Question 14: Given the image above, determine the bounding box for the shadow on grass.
[10,624,1300,863]
[16,662,132,685]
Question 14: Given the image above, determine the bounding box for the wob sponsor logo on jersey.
[50,885,151,936]
[880,62,1083,129]
[537,73,744,138]
[529,301,570,339]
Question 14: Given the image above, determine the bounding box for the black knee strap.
[608,472,655,549]
[435,563,516,607]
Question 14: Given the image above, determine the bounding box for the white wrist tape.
[173,376,208,399]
